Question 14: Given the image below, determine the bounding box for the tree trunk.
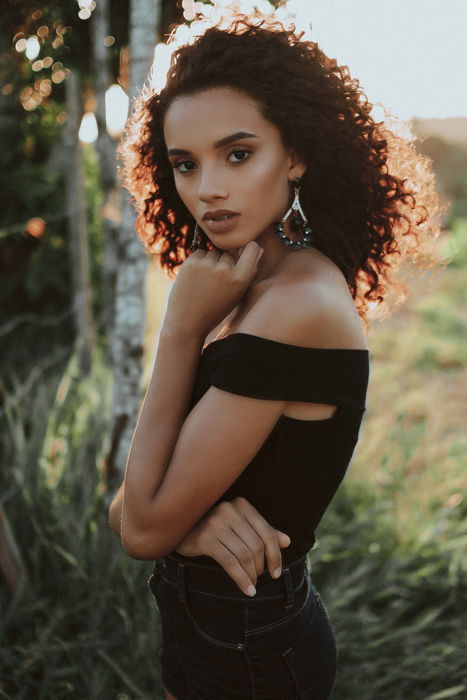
[105,0,161,495]
[92,0,119,344]
[64,70,95,375]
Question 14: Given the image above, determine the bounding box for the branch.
[0,346,72,415]
[0,307,72,337]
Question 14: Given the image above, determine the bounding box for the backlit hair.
[119,9,445,324]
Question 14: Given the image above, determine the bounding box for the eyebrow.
[167,131,259,156]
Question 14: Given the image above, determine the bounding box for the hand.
[165,241,264,337]
[174,497,291,597]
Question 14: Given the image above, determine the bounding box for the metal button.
[237,643,244,651]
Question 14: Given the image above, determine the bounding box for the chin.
[214,238,245,251]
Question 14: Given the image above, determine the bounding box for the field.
[1,221,466,699]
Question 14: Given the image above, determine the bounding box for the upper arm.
[122,280,331,559]
[127,386,286,558]
[108,482,125,537]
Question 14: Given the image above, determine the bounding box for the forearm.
[121,324,204,552]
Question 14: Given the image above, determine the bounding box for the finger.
[189,249,206,258]
[234,240,263,276]
[217,250,237,265]
[204,249,222,260]
[214,502,266,579]
[207,540,258,597]
[223,529,263,585]
[234,498,286,579]
[228,246,244,258]
[210,511,263,584]
[226,521,266,580]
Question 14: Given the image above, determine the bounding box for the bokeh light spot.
[25,217,46,238]
[15,38,27,52]
[105,84,129,137]
[51,71,66,84]
[79,112,98,143]
[25,36,41,60]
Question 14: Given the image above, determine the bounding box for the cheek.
[173,177,195,212]
[244,154,290,212]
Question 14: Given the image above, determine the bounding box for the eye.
[172,160,197,174]
[228,149,251,163]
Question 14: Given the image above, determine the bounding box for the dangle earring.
[272,177,314,251]
[190,223,201,251]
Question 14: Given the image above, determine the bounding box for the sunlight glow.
[155,0,466,120]
[78,112,98,143]
[150,1,298,92]
[286,0,467,119]
[105,84,129,137]
[151,42,174,93]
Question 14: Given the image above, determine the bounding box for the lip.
[202,209,240,221]
[201,211,240,234]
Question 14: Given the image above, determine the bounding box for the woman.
[108,8,441,699]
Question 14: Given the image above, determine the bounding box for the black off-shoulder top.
[170,332,370,568]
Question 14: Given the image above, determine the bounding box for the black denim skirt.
[148,551,337,699]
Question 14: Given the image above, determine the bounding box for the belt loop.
[282,567,294,610]
[177,562,187,603]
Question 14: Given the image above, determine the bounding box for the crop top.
[169,332,370,568]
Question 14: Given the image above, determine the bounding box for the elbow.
[107,505,121,538]
[121,527,170,561]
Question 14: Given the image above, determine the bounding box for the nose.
[198,166,228,203]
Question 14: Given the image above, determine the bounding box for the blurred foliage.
[1,2,466,697]
[310,222,467,698]
[82,143,106,332]
[1,351,163,699]
[1,223,466,698]
[413,131,467,224]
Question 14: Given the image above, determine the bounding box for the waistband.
[154,552,309,601]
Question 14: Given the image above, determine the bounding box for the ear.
[287,148,307,181]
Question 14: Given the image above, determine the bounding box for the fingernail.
[246,585,256,596]
[273,568,282,578]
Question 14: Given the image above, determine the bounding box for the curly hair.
[119,11,444,324]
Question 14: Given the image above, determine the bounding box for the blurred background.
[0,1,466,698]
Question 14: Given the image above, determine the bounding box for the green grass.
[1,222,466,698]
[0,352,162,699]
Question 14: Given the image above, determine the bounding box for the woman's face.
[163,86,306,251]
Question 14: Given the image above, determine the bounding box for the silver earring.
[272,177,313,251]
[190,223,201,251]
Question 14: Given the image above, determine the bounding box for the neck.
[227,222,311,284]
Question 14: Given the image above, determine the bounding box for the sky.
[286,0,467,121]
[79,0,467,141]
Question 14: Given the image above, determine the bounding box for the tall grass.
[1,223,466,698]
[1,352,162,699]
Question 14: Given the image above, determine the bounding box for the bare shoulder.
[238,256,369,350]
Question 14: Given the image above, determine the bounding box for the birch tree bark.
[64,70,95,375]
[92,0,119,343]
[106,0,161,494]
